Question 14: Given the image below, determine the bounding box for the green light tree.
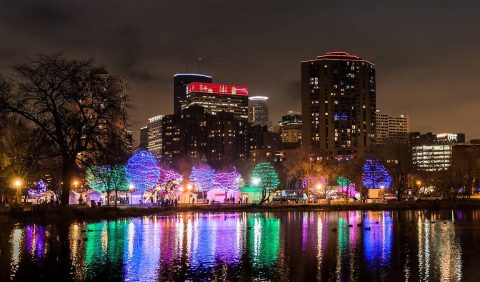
[250,162,280,205]
[86,165,129,207]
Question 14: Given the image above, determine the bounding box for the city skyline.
[1,1,480,141]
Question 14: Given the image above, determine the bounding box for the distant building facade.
[411,132,466,171]
[147,115,164,159]
[301,51,376,159]
[279,112,302,149]
[248,96,271,128]
[162,105,248,164]
[174,73,212,114]
[375,111,409,144]
[138,126,148,150]
[182,82,249,120]
[247,124,281,162]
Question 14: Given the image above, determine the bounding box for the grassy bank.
[2,199,480,223]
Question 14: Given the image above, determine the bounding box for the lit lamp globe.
[252,177,261,186]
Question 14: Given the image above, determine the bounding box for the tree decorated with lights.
[159,168,183,185]
[125,151,160,195]
[337,176,357,199]
[362,159,392,189]
[213,169,241,191]
[27,179,48,196]
[190,166,215,191]
[87,165,129,207]
[250,162,280,204]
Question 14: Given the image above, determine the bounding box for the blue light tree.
[362,159,392,189]
[125,151,160,193]
[189,166,215,191]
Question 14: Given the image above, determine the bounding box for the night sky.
[1,1,480,142]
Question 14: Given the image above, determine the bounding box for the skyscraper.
[375,110,409,144]
[279,111,302,149]
[301,51,376,159]
[147,115,164,159]
[138,126,148,150]
[162,105,248,165]
[248,96,271,128]
[182,82,249,120]
[174,73,213,114]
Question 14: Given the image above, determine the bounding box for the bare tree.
[377,143,412,200]
[0,54,128,205]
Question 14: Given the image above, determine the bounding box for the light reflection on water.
[0,210,474,281]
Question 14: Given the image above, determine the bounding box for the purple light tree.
[213,169,241,190]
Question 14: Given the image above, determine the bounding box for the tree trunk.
[61,160,74,206]
[115,189,118,209]
[107,190,111,206]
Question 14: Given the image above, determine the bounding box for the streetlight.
[128,184,135,205]
[186,183,193,191]
[12,178,23,202]
[252,177,261,186]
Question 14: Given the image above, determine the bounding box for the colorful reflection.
[417,218,462,281]
[363,211,392,279]
[247,214,280,268]
[25,225,47,261]
[0,210,471,281]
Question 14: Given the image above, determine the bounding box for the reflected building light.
[127,222,135,260]
[10,228,24,280]
[69,223,86,280]
[101,224,108,254]
[316,218,323,281]
[186,216,193,258]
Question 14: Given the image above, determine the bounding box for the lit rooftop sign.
[187,82,248,96]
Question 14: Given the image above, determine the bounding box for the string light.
[362,159,392,189]
[213,169,241,190]
[86,165,129,193]
[126,151,160,191]
[159,168,182,185]
[250,162,280,189]
[27,179,47,196]
[190,166,215,191]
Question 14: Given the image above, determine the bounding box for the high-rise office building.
[301,51,376,159]
[147,115,164,159]
[279,111,302,149]
[248,96,271,128]
[174,73,213,114]
[138,126,148,150]
[182,82,249,120]
[162,105,247,164]
[411,132,465,171]
[375,111,409,144]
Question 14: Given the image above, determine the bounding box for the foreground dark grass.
[2,199,480,223]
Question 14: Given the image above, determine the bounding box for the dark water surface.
[1,210,479,281]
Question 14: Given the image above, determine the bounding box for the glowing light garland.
[337,176,351,187]
[159,168,183,185]
[250,162,280,189]
[302,176,326,189]
[362,159,392,189]
[190,166,215,191]
[336,176,357,196]
[126,151,160,191]
[87,165,129,193]
[213,169,241,190]
[28,179,47,196]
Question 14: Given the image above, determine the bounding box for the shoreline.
[2,200,480,223]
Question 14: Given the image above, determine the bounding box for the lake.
[1,210,479,281]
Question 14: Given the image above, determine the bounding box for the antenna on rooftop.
[198,57,203,73]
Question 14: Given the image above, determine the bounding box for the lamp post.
[12,178,23,203]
